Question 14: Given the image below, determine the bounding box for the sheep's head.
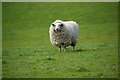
[51,22,64,32]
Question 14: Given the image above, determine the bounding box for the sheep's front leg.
[59,46,66,52]
[59,46,62,52]
[61,43,66,52]
[63,46,66,52]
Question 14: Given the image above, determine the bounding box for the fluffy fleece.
[49,20,79,51]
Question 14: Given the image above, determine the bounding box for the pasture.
[2,2,118,78]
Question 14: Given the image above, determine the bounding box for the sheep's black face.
[52,23,63,32]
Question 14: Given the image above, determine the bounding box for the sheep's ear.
[60,23,64,27]
[52,23,55,26]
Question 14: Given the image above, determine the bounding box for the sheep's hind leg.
[72,46,75,51]
[71,42,76,51]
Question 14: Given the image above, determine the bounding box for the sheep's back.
[63,21,78,43]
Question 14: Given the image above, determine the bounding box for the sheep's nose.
[56,28,59,31]
[56,28,61,32]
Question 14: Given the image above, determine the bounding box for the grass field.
[2,2,118,78]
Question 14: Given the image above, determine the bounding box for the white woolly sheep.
[49,20,79,52]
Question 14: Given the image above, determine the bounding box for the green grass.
[2,2,118,78]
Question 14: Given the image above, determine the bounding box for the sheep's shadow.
[74,49,88,52]
[73,49,88,52]
[65,48,90,53]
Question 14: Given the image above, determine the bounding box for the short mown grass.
[2,2,118,78]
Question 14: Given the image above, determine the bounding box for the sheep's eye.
[60,23,63,27]
[52,24,55,27]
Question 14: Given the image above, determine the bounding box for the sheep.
[49,20,79,52]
